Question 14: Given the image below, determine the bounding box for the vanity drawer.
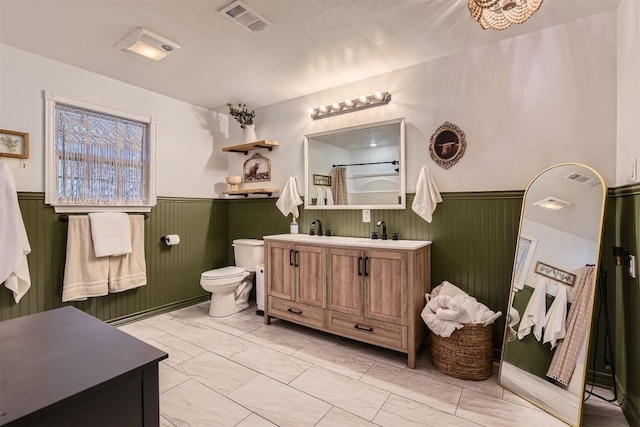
[327,311,407,351]
[268,297,325,329]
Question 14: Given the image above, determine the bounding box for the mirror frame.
[303,117,406,210]
[498,162,607,427]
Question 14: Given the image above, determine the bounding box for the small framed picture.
[243,153,271,183]
[534,261,576,286]
[0,129,29,159]
[313,174,331,186]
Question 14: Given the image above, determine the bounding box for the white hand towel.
[276,177,303,218]
[0,163,31,303]
[325,187,334,205]
[109,215,147,292]
[316,186,325,205]
[544,284,568,349]
[412,166,442,223]
[517,277,547,341]
[88,212,132,257]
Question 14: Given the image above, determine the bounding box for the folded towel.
[0,163,31,303]
[517,276,547,341]
[276,177,303,218]
[316,187,325,205]
[109,215,147,292]
[544,284,568,349]
[412,166,442,223]
[325,187,334,205]
[88,212,132,257]
[62,216,109,302]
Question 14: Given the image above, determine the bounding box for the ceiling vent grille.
[564,172,600,187]
[219,1,271,33]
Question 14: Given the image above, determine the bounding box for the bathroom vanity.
[263,234,431,368]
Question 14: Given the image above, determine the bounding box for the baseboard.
[586,368,615,388]
[622,398,640,427]
[108,295,210,326]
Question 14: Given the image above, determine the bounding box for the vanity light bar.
[308,91,391,120]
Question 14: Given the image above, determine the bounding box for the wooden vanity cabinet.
[264,236,430,368]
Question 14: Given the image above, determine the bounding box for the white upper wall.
[617,0,640,186]
[0,44,227,197]
[226,11,618,196]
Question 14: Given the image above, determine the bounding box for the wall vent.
[219,1,271,33]
[564,172,600,187]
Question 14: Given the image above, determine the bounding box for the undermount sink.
[263,233,431,250]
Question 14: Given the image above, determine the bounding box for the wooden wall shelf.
[222,140,279,155]
[223,188,279,197]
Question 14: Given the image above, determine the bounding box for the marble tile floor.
[119,302,629,427]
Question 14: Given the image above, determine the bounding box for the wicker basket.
[430,323,493,381]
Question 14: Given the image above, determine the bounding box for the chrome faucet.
[312,219,323,236]
[376,220,387,240]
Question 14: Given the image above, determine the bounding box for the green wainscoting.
[0,195,225,322]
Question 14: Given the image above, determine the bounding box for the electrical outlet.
[630,254,636,279]
[362,209,371,223]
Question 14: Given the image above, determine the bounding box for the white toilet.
[200,239,264,317]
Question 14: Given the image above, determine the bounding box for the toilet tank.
[233,239,264,272]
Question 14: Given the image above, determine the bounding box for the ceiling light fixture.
[115,27,180,62]
[468,0,543,30]
[309,91,391,120]
[533,196,571,211]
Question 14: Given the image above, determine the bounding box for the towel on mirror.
[506,306,521,342]
[88,212,132,257]
[62,216,109,302]
[412,166,442,223]
[316,187,325,205]
[0,163,32,303]
[276,177,303,218]
[325,187,334,205]
[544,284,568,349]
[109,215,147,292]
[517,277,547,341]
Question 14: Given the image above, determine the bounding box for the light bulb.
[374,91,385,101]
[307,108,317,116]
[344,99,354,108]
[331,102,342,111]
[369,142,377,147]
[359,95,370,104]
[319,105,328,113]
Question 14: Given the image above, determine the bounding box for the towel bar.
[58,213,149,223]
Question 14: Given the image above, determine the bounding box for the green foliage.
[226,103,255,129]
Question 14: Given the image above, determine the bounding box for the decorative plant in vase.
[227,103,257,143]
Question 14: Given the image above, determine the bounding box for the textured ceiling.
[0,0,620,110]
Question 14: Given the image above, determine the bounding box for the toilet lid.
[201,266,246,279]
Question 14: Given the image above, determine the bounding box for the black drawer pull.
[358,256,363,276]
[287,308,302,315]
[354,324,373,332]
[289,249,294,266]
[294,250,299,267]
[363,257,369,276]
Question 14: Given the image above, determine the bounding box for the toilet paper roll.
[164,234,180,246]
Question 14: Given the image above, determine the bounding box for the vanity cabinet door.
[295,245,326,308]
[266,241,295,301]
[364,249,407,325]
[327,247,364,316]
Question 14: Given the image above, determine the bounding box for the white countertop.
[263,234,432,250]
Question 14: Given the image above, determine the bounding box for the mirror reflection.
[304,118,405,210]
[499,163,606,427]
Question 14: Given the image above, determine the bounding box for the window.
[44,92,156,212]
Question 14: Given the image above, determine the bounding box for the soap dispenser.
[290,218,299,234]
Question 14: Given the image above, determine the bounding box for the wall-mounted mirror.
[304,118,405,210]
[499,163,606,426]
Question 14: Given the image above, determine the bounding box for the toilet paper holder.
[160,234,180,246]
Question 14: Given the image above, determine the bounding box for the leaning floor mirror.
[498,163,606,426]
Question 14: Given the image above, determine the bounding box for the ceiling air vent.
[564,172,600,187]
[219,0,271,33]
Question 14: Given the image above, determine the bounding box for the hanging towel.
[276,177,303,218]
[109,215,147,292]
[506,306,521,342]
[325,187,334,205]
[544,284,568,349]
[412,166,442,223]
[316,186,325,205]
[88,212,132,257]
[517,277,547,341]
[62,216,109,302]
[0,163,31,303]
[547,266,596,385]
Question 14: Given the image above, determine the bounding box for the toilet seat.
[201,266,250,287]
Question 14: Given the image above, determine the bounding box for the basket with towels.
[421,281,502,381]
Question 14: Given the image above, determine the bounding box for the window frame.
[44,91,157,213]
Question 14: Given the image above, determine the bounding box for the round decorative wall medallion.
[429,121,466,169]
